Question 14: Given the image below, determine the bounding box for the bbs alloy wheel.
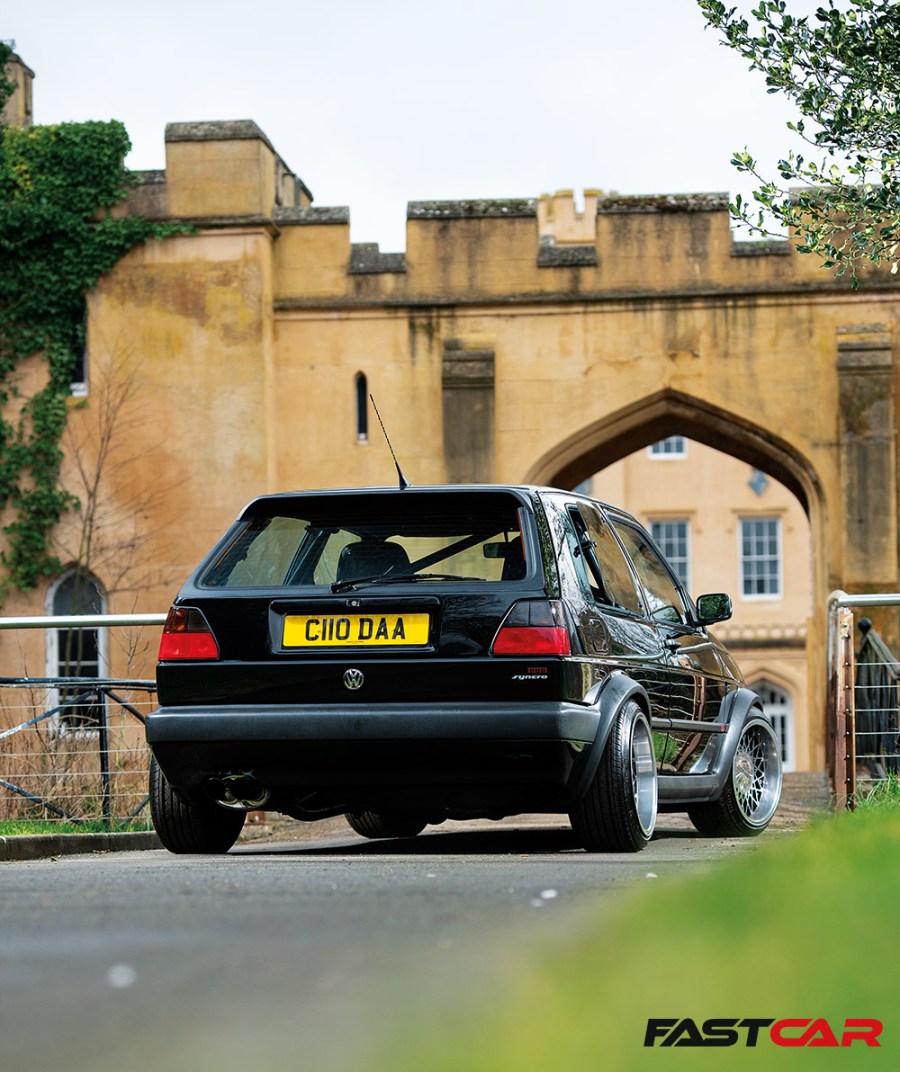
[689,719,782,837]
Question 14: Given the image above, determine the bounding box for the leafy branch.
[698,0,900,285]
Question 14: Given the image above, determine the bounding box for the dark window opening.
[70,300,88,394]
[356,373,368,441]
[51,571,105,730]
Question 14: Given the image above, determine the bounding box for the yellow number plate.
[283,613,430,648]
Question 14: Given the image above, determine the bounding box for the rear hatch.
[157,487,574,706]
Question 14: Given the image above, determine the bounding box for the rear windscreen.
[200,492,529,588]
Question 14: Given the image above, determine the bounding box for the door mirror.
[695,593,732,625]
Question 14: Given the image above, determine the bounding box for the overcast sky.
[5,0,828,251]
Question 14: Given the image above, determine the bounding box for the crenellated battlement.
[538,189,601,244]
[112,118,889,303]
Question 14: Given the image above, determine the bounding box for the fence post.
[834,605,856,810]
[96,688,112,828]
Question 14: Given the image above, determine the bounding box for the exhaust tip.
[205,773,270,810]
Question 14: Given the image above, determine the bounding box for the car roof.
[234,483,642,528]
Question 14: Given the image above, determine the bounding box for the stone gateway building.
[3,54,900,775]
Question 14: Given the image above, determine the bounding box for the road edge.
[0,831,162,861]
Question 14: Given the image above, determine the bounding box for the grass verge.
[854,772,900,811]
[0,817,153,836]
[377,811,898,1071]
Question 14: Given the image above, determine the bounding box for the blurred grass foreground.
[384,810,898,1071]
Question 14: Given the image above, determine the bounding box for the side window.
[613,522,688,625]
[559,509,597,597]
[568,505,642,615]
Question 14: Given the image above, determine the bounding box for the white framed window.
[650,519,690,590]
[753,680,795,772]
[45,570,107,731]
[739,516,782,598]
[648,436,687,459]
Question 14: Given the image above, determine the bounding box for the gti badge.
[343,668,364,690]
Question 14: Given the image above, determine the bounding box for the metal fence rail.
[0,614,164,829]
[855,618,900,780]
[827,591,900,809]
[0,679,156,827]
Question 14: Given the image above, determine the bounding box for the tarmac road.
[0,816,774,1072]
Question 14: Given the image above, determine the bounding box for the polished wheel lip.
[732,721,782,827]
[631,713,658,837]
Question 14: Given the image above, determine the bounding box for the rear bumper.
[145,701,601,815]
[146,700,601,745]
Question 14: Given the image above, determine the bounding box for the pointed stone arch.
[523,388,828,766]
[523,387,823,520]
[523,387,826,590]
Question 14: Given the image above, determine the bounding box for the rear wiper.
[331,574,385,592]
[331,572,481,593]
[392,573,483,583]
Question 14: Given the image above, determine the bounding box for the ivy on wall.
[0,42,183,601]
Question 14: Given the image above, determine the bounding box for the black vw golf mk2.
[147,485,782,853]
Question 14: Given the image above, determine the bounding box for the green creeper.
[0,42,184,600]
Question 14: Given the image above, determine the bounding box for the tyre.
[569,700,657,852]
[149,755,246,854]
[689,718,782,837]
[345,810,427,839]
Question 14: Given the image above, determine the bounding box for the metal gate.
[827,592,900,808]
[0,613,164,829]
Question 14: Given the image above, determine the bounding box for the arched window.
[752,679,795,772]
[46,570,106,730]
[355,372,368,442]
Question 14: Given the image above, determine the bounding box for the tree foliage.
[0,42,183,599]
[698,0,900,285]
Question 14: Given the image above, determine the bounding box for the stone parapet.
[537,240,598,268]
[596,192,729,214]
[164,120,311,219]
[716,623,808,647]
[275,206,350,226]
[165,119,275,150]
[408,198,537,220]
[731,240,792,257]
[348,243,407,275]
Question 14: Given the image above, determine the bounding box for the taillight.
[158,606,220,661]
[491,599,571,656]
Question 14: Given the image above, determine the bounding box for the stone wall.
[3,111,900,769]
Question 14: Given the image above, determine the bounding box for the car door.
[609,517,728,775]
[552,499,671,724]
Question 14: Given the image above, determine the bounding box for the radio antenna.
[370,395,410,490]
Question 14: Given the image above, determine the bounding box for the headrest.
[336,540,410,582]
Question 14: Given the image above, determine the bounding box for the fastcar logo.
[644,1018,883,1048]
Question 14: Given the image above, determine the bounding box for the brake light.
[158,607,220,661]
[491,600,571,656]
